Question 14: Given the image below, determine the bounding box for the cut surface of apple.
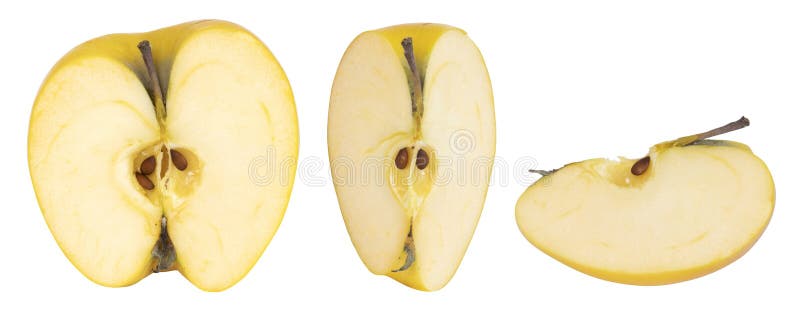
[328,24,495,291]
[28,20,298,291]
[516,118,774,285]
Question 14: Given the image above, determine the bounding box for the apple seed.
[160,146,169,178]
[170,149,188,171]
[135,172,155,190]
[140,156,156,175]
[631,156,651,176]
[416,149,429,170]
[395,147,409,169]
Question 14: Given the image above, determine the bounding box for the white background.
[2,0,798,312]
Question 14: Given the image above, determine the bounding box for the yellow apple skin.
[375,23,456,76]
[29,20,298,291]
[329,23,495,291]
[516,140,774,285]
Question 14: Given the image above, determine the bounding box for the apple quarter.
[516,119,775,285]
[328,23,495,291]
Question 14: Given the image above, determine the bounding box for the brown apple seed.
[395,147,409,169]
[135,172,155,190]
[416,149,429,170]
[160,146,169,178]
[170,149,188,171]
[631,156,651,176]
[140,156,156,175]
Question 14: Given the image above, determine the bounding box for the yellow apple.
[28,20,298,291]
[328,24,495,291]
[516,117,774,285]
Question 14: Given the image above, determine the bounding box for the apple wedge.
[28,20,298,291]
[516,117,774,285]
[328,24,495,291]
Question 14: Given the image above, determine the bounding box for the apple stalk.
[529,116,751,177]
[402,38,423,136]
[137,41,168,130]
[632,116,750,175]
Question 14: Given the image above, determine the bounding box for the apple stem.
[137,40,167,122]
[632,116,751,176]
[690,116,750,142]
[401,38,424,119]
[529,169,555,176]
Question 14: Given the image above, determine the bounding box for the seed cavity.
[136,172,155,190]
[631,156,651,176]
[140,156,156,175]
[170,149,188,171]
[416,149,429,170]
[395,147,409,169]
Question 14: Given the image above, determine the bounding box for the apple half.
[516,117,774,285]
[28,20,298,291]
[328,24,495,291]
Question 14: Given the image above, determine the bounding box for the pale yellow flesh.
[328,31,414,275]
[516,143,774,285]
[28,20,298,291]
[29,59,161,285]
[328,24,495,291]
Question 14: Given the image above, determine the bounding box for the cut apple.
[328,24,495,291]
[516,117,774,285]
[28,20,298,291]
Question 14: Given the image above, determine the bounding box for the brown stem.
[690,116,750,142]
[137,40,167,120]
[160,145,169,179]
[401,38,423,117]
[631,116,750,176]
[529,169,556,176]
